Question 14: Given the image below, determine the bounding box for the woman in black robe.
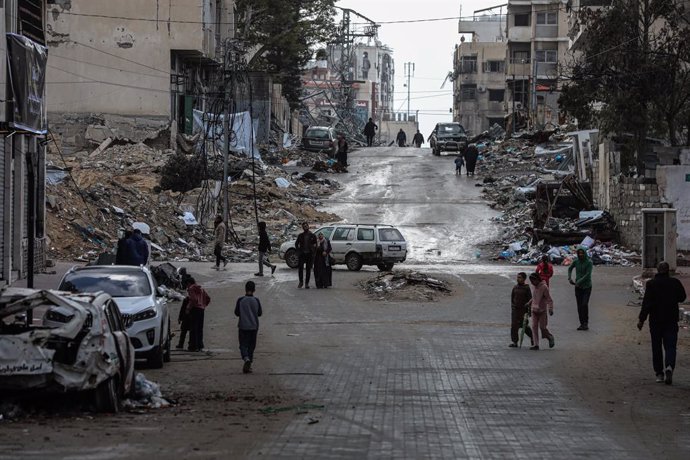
[314,232,333,288]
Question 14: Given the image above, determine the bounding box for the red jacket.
[186,284,211,312]
[535,261,554,285]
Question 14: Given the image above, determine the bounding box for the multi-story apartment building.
[506,0,569,129]
[46,1,235,148]
[454,6,508,134]
[1,0,49,285]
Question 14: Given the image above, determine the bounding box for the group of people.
[294,222,333,289]
[115,228,150,266]
[510,248,686,385]
[453,144,480,176]
[362,118,424,149]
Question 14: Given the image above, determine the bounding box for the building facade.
[454,6,508,134]
[1,0,49,286]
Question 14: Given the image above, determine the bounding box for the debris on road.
[123,373,170,410]
[361,270,452,301]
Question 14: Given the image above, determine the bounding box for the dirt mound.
[360,270,452,301]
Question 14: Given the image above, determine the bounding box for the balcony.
[535,25,558,39]
[536,62,558,78]
[507,59,531,77]
[508,26,532,42]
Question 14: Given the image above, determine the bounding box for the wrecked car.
[0,288,135,412]
[58,265,171,369]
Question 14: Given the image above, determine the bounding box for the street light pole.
[404,62,414,119]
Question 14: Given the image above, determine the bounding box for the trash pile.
[123,373,170,410]
[474,129,638,266]
[46,140,341,262]
[360,270,452,301]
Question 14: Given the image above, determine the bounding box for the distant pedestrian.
[528,272,555,350]
[115,229,133,265]
[213,215,228,270]
[314,232,333,289]
[412,130,424,148]
[335,133,348,169]
[255,221,277,277]
[535,255,554,286]
[464,144,479,176]
[295,222,317,289]
[567,247,593,330]
[396,129,407,147]
[235,280,263,374]
[454,155,464,175]
[185,277,211,352]
[509,272,533,348]
[363,118,378,147]
[637,261,687,384]
[129,228,149,266]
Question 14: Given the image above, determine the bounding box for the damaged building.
[45,0,236,152]
[1,0,50,286]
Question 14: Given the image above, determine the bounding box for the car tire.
[163,318,171,363]
[94,377,120,413]
[345,253,363,271]
[285,249,299,269]
[433,146,440,156]
[147,345,164,369]
[377,263,394,271]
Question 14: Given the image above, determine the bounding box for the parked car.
[0,288,135,412]
[58,265,171,369]
[301,126,337,156]
[429,122,468,156]
[279,223,407,271]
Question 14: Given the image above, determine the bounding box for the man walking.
[637,261,687,384]
[412,130,424,148]
[363,118,378,147]
[295,222,317,289]
[255,221,277,277]
[567,247,593,330]
[396,129,407,147]
[213,215,228,270]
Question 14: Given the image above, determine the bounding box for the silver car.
[0,288,135,412]
[59,265,171,369]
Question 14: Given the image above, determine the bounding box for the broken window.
[483,61,505,73]
[459,55,478,74]
[460,84,477,101]
[488,89,505,103]
[18,0,45,45]
[514,13,530,27]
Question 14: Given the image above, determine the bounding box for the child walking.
[454,155,465,175]
[509,272,533,348]
[235,281,263,374]
[528,272,555,350]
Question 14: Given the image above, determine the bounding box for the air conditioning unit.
[477,86,487,93]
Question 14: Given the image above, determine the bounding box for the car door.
[329,226,355,262]
[354,226,377,258]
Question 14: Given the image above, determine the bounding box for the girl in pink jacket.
[528,272,555,350]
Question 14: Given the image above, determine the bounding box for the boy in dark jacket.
[510,272,533,347]
[256,221,277,276]
[235,281,263,373]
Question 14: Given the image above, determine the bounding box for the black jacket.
[296,231,317,255]
[259,229,271,252]
[640,273,687,325]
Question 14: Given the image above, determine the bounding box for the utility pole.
[404,62,415,119]
[222,40,231,228]
[512,73,516,134]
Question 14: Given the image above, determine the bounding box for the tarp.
[193,110,260,159]
[6,33,48,134]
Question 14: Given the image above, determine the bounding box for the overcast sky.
[336,0,489,137]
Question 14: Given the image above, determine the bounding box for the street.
[3,146,690,459]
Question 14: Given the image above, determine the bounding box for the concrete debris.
[476,130,638,267]
[46,138,340,263]
[361,270,451,302]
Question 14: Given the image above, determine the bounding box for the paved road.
[4,146,690,459]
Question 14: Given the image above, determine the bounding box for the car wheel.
[285,249,299,269]
[377,263,394,271]
[163,318,171,363]
[433,146,440,156]
[345,253,363,271]
[147,344,164,369]
[94,377,120,413]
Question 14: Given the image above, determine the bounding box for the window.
[332,227,354,241]
[488,89,505,103]
[460,84,477,101]
[535,50,558,63]
[315,227,334,240]
[378,228,404,242]
[19,0,45,45]
[459,55,477,74]
[357,228,375,241]
[514,13,530,27]
[511,50,531,62]
[483,61,505,73]
[536,12,558,25]
[60,271,153,297]
[487,118,505,129]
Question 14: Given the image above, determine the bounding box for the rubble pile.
[474,131,638,266]
[360,270,452,301]
[46,142,340,262]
